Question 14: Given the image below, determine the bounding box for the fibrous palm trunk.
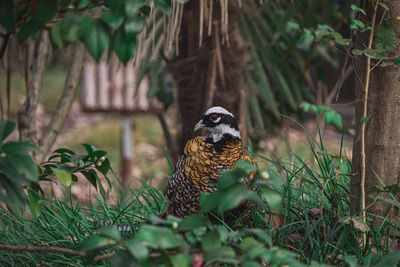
[167,0,247,154]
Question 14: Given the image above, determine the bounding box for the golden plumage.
[164,106,256,223]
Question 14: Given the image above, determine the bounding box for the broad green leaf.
[0,120,16,142]
[125,0,146,18]
[259,187,282,212]
[136,225,182,249]
[350,4,366,15]
[50,167,72,187]
[1,153,38,183]
[154,0,172,15]
[28,189,41,219]
[124,17,145,36]
[394,56,400,65]
[236,160,257,173]
[325,110,343,130]
[17,0,58,42]
[201,229,221,251]
[125,239,148,262]
[112,27,137,64]
[81,170,98,188]
[61,12,85,43]
[51,21,64,48]
[240,237,266,260]
[179,215,208,230]
[82,20,110,61]
[376,24,397,50]
[98,226,122,240]
[217,185,258,213]
[363,48,387,59]
[2,141,36,153]
[204,246,236,262]
[81,235,116,251]
[101,11,124,29]
[170,253,192,267]
[246,229,273,246]
[285,21,299,32]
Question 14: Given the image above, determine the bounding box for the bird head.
[194,106,241,142]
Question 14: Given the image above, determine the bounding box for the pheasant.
[163,106,256,223]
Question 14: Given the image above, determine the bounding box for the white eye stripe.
[212,117,221,123]
[204,106,234,117]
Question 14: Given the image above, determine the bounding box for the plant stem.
[361,1,378,248]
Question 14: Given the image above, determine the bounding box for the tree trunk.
[167,0,246,154]
[351,1,400,224]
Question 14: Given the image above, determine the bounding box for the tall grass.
[1,131,400,266]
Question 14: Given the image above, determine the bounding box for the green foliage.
[300,102,343,131]
[1,133,400,265]
[0,120,38,216]
[0,0,172,64]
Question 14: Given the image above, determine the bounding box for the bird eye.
[209,113,220,121]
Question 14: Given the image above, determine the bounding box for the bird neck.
[206,134,241,153]
[209,124,241,143]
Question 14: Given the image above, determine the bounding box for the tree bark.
[351,1,400,224]
[17,31,50,145]
[167,0,246,154]
[35,41,86,162]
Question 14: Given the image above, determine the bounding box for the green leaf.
[236,160,257,173]
[285,21,299,33]
[376,24,397,51]
[170,254,192,267]
[98,226,122,240]
[2,141,36,153]
[393,56,400,65]
[61,12,85,43]
[246,229,273,246]
[101,11,124,29]
[360,112,375,123]
[18,0,59,42]
[0,0,15,32]
[112,27,137,64]
[125,0,146,18]
[351,4,366,15]
[50,167,72,187]
[28,189,41,219]
[325,110,343,130]
[136,225,183,249]
[217,185,258,213]
[81,235,116,251]
[259,187,282,212]
[96,158,111,175]
[82,20,110,61]
[81,170,98,188]
[201,229,221,251]
[299,102,311,112]
[51,21,64,48]
[0,120,16,142]
[179,215,208,230]
[125,239,148,262]
[363,48,387,59]
[204,246,236,262]
[124,17,144,36]
[154,0,172,15]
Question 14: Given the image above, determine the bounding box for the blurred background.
[0,0,356,201]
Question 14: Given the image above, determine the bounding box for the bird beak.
[194,120,205,132]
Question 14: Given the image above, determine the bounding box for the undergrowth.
[1,132,400,266]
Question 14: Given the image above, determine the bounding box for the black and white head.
[194,106,241,143]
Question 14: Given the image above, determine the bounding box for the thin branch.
[360,1,378,248]
[36,41,86,162]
